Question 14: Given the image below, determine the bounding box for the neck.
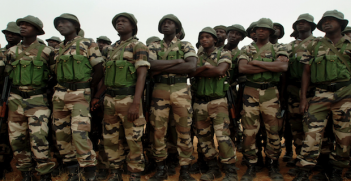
[256,38,269,47]
[204,46,215,55]
[164,33,176,45]
[64,32,77,44]
[326,30,343,44]
[299,31,312,40]
[120,32,133,41]
[269,37,278,44]
[6,42,17,49]
[225,42,238,51]
[22,36,37,46]
[216,41,224,48]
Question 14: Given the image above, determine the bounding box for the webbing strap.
[15,42,41,61]
[160,39,182,60]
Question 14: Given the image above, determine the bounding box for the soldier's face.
[97,40,109,51]
[199,32,216,49]
[296,20,312,32]
[273,25,281,38]
[249,29,257,42]
[115,16,134,35]
[4,31,22,44]
[56,19,77,36]
[227,30,243,45]
[255,28,270,40]
[19,22,38,37]
[345,32,351,38]
[215,29,227,42]
[47,40,59,48]
[322,17,341,33]
[161,19,177,35]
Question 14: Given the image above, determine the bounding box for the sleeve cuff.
[90,57,104,67]
[135,60,151,70]
[184,52,198,59]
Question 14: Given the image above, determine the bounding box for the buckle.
[327,84,336,92]
[168,76,175,85]
[260,84,269,90]
[69,83,77,91]
[20,91,30,99]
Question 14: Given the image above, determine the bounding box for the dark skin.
[299,17,343,114]
[176,31,183,40]
[97,40,111,52]
[19,22,39,46]
[215,28,226,48]
[4,31,22,49]
[189,32,229,78]
[250,29,257,42]
[56,19,78,43]
[149,19,196,75]
[224,30,243,51]
[269,25,281,44]
[345,32,351,38]
[47,40,60,48]
[296,20,312,40]
[91,16,147,122]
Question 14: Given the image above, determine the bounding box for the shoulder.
[148,41,161,50]
[42,46,54,56]
[132,40,148,50]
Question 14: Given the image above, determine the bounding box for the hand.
[276,56,289,62]
[128,102,140,122]
[90,98,100,111]
[299,98,309,115]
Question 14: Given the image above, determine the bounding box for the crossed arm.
[189,62,230,78]
[238,55,289,74]
[149,56,197,75]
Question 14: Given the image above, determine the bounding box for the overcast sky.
[1,0,350,50]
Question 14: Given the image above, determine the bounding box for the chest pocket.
[157,40,184,60]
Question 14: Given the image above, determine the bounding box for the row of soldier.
[0,9,351,181]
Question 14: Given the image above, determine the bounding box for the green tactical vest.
[157,40,184,60]
[310,41,350,83]
[104,39,137,88]
[9,43,49,87]
[246,44,281,83]
[196,49,229,98]
[56,38,92,83]
[229,49,240,83]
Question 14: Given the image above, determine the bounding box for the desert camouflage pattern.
[297,85,351,168]
[286,35,315,61]
[103,95,145,172]
[197,47,232,67]
[241,86,282,163]
[194,97,236,164]
[52,88,97,167]
[8,93,55,174]
[239,42,288,63]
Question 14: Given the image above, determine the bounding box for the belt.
[245,81,276,90]
[11,87,45,99]
[59,82,90,91]
[154,76,187,85]
[316,80,351,92]
[106,86,135,96]
[195,96,224,103]
[288,81,302,88]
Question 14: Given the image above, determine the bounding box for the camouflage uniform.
[297,35,351,169]
[148,36,197,166]
[52,35,103,167]
[5,38,56,174]
[101,35,150,172]
[194,47,236,164]
[239,41,288,164]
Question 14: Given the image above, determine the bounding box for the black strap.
[11,87,45,99]
[153,76,187,85]
[106,86,135,96]
[59,82,90,91]
[315,80,351,92]
[194,96,224,103]
[246,81,276,90]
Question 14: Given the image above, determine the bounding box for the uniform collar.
[60,36,82,48]
[199,47,218,57]
[162,36,179,48]
[324,35,351,45]
[115,36,137,46]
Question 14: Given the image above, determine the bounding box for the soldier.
[96,36,112,52]
[147,14,197,181]
[0,21,21,179]
[176,28,185,40]
[91,12,149,181]
[238,18,288,181]
[285,13,316,176]
[214,25,227,49]
[246,22,257,44]
[37,38,46,45]
[146,36,161,46]
[294,10,351,181]
[269,23,285,44]
[342,26,351,38]
[190,27,237,181]
[5,15,56,181]
[52,13,104,181]
[45,36,62,48]
[78,29,85,37]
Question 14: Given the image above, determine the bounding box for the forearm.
[196,68,225,77]
[162,61,196,74]
[91,63,104,95]
[149,59,182,71]
[239,64,268,74]
[255,61,288,72]
[189,66,209,77]
[133,67,147,104]
[300,65,311,101]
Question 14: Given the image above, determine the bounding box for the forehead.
[163,19,176,24]
[215,29,226,33]
[200,32,213,37]
[228,30,240,34]
[19,21,34,27]
[116,16,130,22]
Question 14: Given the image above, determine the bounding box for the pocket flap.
[106,61,115,68]
[115,60,126,68]
[73,55,84,61]
[312,56,325,64]
[11,60,20,66]
[128,65,136,74]
[59,55,70,61]
[20,60,32,65]
[33,60,43,66]
[325,55,338,62]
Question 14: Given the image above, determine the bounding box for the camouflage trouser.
[103,94,145,172]
[150,83,193,166]
[194,97,236,164]
[241,86,282,164]
[52,88,97,167]
[8,93,55,174]
[166,109,178,154]
[297,84,351,168]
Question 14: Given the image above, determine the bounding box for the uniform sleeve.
[147,43,158,61]
[300,41,315,65]
[87,41,104,67]
[238,45,251,62]
[275,43,289,57]
[286,41,293,57]
[134,42,151,69]
[182,41,198,59]
[218,50,232,67]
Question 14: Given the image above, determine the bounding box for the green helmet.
[78,29,84,37]
[96,36,112,44]
[273,23,284,39]
[46,36,62,43]
[226,24,247,39]
[342,26,351,35]
[2,22,20,35]
[54,13,80,33]
[37,38,46,45]
[246,21,257,38]
[198,27,217,41]
[213,25,227,33]
[253,18,275,35]
[16,15,45,35]
[292,13,316,31]
[112,12,138,35]
[317,10,349,31]
[158,14,182,34]
[146,36,161,46]
[179,28,185,40]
